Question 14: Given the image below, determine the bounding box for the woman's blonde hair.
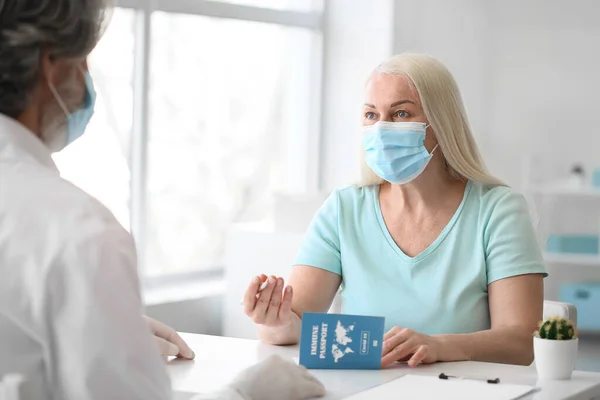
[359,53,505,187]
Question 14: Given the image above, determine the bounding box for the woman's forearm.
[257,311,302,345]
[435,326,535,366]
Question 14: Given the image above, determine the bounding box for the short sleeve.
[484,190,548,284]
[292,191,342,275]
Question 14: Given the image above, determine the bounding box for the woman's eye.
[365,112,377,120]
[395,110,409,118]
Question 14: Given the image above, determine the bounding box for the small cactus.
[534,316,577,340]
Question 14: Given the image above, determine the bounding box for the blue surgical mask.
[362,121,438,184]
[48,69,97,150]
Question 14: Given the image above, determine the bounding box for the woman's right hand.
[243,274,294,327]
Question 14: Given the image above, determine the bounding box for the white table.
[167,333,600,400]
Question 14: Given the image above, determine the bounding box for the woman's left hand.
[381,327,441,368]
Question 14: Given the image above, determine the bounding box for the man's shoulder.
[1,167,128,249]
[0,168,135,299]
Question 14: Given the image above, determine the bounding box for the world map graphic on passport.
[331,320,355,363]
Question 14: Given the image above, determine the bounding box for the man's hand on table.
[143,315,195,360]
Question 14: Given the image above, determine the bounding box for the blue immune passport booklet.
[299,312,385,370]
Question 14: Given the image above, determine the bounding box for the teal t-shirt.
[293,181,547,334]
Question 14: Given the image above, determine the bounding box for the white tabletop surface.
[167,333,600,400]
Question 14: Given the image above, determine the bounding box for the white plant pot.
[534,337,578,380]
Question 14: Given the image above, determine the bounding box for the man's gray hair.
[0,0,110,118]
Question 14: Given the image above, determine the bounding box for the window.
[54,0,323,283]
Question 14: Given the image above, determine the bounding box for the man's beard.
[40,67,86,153]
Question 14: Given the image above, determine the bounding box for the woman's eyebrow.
[363,99,416,108]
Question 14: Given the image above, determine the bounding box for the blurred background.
[52,0,600,371]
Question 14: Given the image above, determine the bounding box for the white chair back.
[0,374,25,400]
[328,290,343,314]
[543,300,578,326]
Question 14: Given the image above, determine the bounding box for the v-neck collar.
[372,180,472,264]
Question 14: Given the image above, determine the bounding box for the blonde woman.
[243,53,546,367]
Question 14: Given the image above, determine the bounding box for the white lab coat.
[0,114,249,400]
[0,113,173,398]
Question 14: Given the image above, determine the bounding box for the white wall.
[393,0,600,188]
[486,0,600,187]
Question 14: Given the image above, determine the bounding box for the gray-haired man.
[0,1,324,399]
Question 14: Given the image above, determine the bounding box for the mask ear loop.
[424,123,439,155]
[48,82,70,118]
[48,64,89,118]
